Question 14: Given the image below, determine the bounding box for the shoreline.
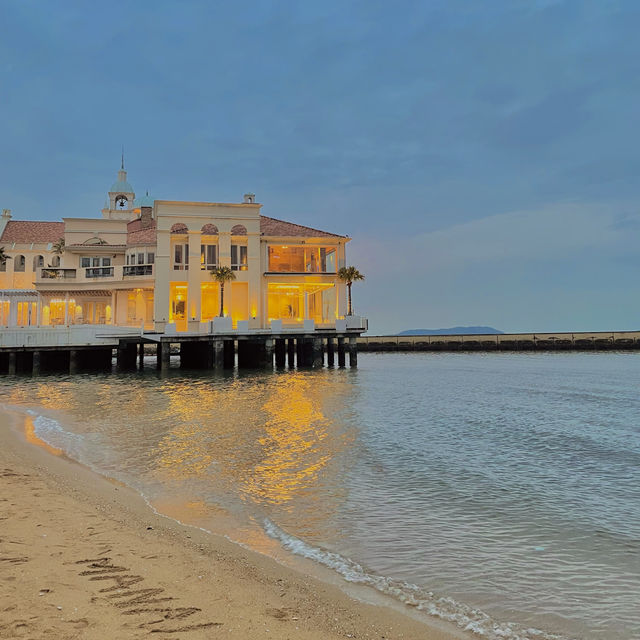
[0,407,467,640]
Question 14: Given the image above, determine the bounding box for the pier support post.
[296,338,304,368]
[156,342,162,370]
[160,342,171,371]
[214,339,224,370]
[327,337,335,367]
[206,340,214,369]
[348,336,358,368]
[138,343,145,369]
[69,349,79,374]
[312,338,324,368]
[275,339,286,368]
[287,338,295,368]
[337,337,346,367]
[223,339,235,369]
[32,351,41,376]
[264,338,274,370]
[8,351,17,375]
[303,339,314,367]
[117,342,137,371]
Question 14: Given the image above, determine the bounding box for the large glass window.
[201,244,217,270]
[231,244,247,271]
[268,246,337,273]
[267,283,336,324]
[173,243,189,270]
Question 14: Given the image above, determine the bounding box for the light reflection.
[24,415,63,456]
[241,376,330,507]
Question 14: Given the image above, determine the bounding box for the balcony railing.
[85,267,114,278]
[40,268,77,279]
[124,265,153,277]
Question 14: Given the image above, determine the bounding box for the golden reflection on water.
[153,372,352,516]
[242,376,330,506]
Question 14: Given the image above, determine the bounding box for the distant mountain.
[397,326,504,336]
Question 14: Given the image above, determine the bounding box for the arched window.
[170,223,188,234]
[51,256,60,267]
[33,255,44,270]
[15,255,25,272]
[230,224,247,236]
[201,223,219,235]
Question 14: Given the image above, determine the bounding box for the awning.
[0,289,40,299]
[40,290,113,297]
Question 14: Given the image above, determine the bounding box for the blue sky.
[1,0,639,334]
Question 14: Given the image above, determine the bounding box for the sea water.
[1,352,638,640]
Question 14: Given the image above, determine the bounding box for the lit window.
[231,244,247,271]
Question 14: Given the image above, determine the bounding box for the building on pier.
[0,161,363,333]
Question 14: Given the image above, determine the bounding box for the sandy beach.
[0,408,465,640]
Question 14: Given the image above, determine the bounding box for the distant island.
[397,326,504,336]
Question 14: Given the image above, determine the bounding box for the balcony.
[40,268,77,280]
[85,267,114,278]
[124,265,153,277]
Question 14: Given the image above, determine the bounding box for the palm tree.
[338,266,365,316]
[52,237,65,256]
[0,246,10,267]
[211,266,236,317]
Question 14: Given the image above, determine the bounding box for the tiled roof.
[0,221,64,244]
[127,218,157,245]
[260,215,346,238]
[67,244,127,248]
[127,228,157,245]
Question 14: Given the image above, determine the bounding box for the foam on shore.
[263,521,571,640]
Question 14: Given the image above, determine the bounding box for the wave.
[263,519,571,640]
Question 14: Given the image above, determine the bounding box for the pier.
[357,331,640,352]
[0,326,362,375]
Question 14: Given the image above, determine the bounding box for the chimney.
[140,206,153,229]
[243,193,255,204]
[0,209,11,237]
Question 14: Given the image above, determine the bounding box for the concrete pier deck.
[0,326,363,374]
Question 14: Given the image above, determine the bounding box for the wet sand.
[0,409,466,640]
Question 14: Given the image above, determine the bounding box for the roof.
[259,215,346,238]
[127,218,157,245]
[0,221,64,244]
[133,192,155,208]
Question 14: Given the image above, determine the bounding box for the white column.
[153,229,171,329]
[187,230,201,325]
[219,232,231,268]
[8,299,18,327]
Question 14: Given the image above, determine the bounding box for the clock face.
[115,195,128,209]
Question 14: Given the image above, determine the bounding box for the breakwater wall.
[357,331,640,352]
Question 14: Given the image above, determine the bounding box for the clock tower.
[102,155,136,220]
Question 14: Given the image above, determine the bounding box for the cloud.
[368,202,634,277]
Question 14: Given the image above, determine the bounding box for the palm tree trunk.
[347,282,352,316]
[219,283,224,317]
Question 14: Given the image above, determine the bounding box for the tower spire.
[121,145,125,170]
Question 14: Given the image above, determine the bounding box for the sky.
[1,0,640,334]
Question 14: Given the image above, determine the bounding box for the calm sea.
[1,352,638,640]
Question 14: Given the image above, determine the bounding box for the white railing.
[0,325,141,348]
